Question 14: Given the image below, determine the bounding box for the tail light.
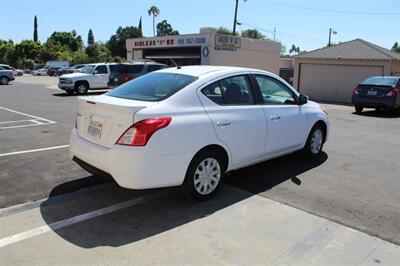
[352,87,359,95]
[386,88,399,96]
[116,117,172,146]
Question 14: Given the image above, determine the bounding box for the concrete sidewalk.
[0,185,399,265]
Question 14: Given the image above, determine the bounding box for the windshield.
[79,65,95,74]
[361,77,399,87]
[106,72,198,101]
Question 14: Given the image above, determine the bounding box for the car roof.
[157,65,266,77]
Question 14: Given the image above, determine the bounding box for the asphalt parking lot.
[0,75,399,264]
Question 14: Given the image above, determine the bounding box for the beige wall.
[208,37,281,74]
[126,32,281,75]
[391,61,400,76]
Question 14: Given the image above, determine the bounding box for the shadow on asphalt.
[52,91,108,97]
[352,110,400,118]
[40,152,327,248]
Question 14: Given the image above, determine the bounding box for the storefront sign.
[134,36,207,48]
[215,34,241,49]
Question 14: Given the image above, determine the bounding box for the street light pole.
[233,0,239,35]
[328,28,332,46]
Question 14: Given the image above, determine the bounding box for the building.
[293,39,400,103]
[126,28,281,74]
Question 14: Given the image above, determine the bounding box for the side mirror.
[93,70,98,75]
[299,94,308,105]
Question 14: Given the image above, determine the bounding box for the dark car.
[352,76,400,113]
[47,67,61,77]
[108,62,168,88]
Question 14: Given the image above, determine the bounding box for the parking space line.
[0,190,170,248]
[0,106,55,124]
[0,145,70,158]
[0,120,33,124]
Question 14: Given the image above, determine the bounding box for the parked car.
[56,66,71,76]
[352,76,400,113]
[10,67,24,76]
[0,66,15,85]
[32,68,49,76]
[108,62,168,88]
[0,64,23,76]
[58,64,110,95]
[47,67,61,76]
[70,66,329,200]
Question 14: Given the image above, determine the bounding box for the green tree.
[241,29,265,39]
[392,42,400,53]
[289,44,301,54]
[15,40,42,61]
[33,15,38,42]
[156,20,179,36]
[48,31,83,52]
[0,40,18,66]
[88,29,95,45]
[216,26,238,36]
[107,26,142,58]
[71,50,89,65]
[148,6,160,37]
[38,40,59,62]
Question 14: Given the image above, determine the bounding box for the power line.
[262,0,400,15]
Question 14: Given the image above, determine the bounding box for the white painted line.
[31,120,44,125]
[0,120,33,124]
[0,121,56,130]
[0,145,69,158]
[0,106,55,124]
[0,190,170,248]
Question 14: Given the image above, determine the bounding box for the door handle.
[270,115,281,121]
[216,120,231,127]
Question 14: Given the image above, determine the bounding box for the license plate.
[367,90,377,96]
[87,121,102,138]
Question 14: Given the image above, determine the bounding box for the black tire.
[303,124,325,158]
[182,149,226,201]
[355,106,363,113]
[75,82,88,95]
[0,76,9,85]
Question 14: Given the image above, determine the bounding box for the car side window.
[94,65,108,74]
[255,75,297,105]
[202,75,255,105]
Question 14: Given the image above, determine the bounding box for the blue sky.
[0,0,399,53]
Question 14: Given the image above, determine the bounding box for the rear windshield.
[106,72,198,101]
[361,77,399,87]
[109,64,144,74]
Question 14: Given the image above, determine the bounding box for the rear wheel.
[355,106,363,113]
[303,124,325,158]
[182,150,226,201]
[0,76,9,85]
[75,82,88,95]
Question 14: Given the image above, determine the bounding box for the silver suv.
[0,65,15,85]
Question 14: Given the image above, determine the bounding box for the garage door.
[299,64,384,103]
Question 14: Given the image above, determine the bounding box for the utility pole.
[328,28,332,46]
[233,0,239,35]
[273,27,276,41]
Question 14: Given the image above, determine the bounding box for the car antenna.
[169,58,181,69]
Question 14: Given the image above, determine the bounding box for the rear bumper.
[352,95,398,108]
[69,128,192,189]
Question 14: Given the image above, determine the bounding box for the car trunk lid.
[357,84,393,97]
[76,95,157,148]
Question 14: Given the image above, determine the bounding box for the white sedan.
[70,66,329,200]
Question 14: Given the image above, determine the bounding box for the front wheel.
[355,106,363,113]
[182,150,225,201]
[303,125,325,158]
[75,82,88,95]
[0,76,9,85]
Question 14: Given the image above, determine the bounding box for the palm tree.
[148,6,160,37]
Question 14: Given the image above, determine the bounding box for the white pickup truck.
[58,64,110,95]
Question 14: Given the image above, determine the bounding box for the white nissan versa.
[70,66,329,200]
